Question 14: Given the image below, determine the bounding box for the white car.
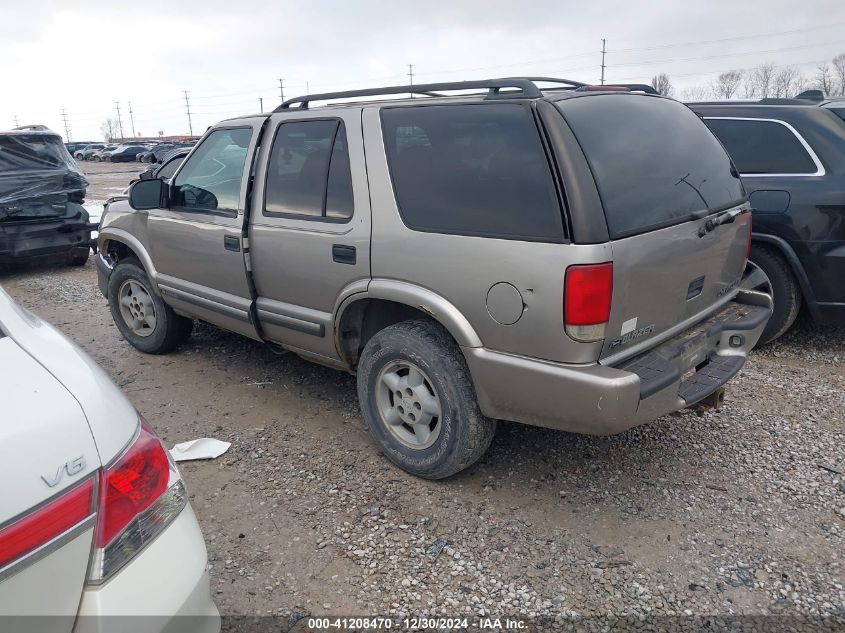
[0,288,219,633]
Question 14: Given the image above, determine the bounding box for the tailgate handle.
[686,276,705,300]
[224,236,240,252]
[332,244,356,265]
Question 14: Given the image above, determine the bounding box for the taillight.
[564,263,613,342]
[88,418,186,583]
[0,478,95,571]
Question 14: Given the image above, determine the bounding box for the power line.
[128,101,136,137]
[114,102,124,140]
[60,108,71,141]
[600,38,607,85]
[183,91,193,136]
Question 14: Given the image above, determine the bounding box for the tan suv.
[96,78,772,478]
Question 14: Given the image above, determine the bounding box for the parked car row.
[73,141,196,163]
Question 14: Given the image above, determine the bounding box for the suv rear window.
[703,118,819,175]
[381,104,564,242]
[557,95,745,239]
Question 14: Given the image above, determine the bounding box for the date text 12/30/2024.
[306,617,527,630]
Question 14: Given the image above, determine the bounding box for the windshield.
[557,95,745,239]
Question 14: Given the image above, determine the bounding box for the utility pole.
[408,63,415,98]
[183,90,193,136]
[114,101,125,140]
[278,78,285,102]
[259,97,263,113]
[128,101,136,137]
[306,81,310,95]
[60,108,71,141]
[13,115,19,127]
[600,38,607,85]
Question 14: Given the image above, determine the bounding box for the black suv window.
[703,118,819,175]
[381,104,564,242]
[558,95,745,239]
[264,119,354,221]
[172,127,252,213]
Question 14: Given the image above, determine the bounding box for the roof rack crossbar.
[274,77,555,111]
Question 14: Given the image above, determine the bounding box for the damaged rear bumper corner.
[464,291,772,436]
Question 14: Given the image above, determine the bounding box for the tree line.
[650,52,845,100]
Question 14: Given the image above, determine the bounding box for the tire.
[67,249,90,267]
[748,244,801,344]
[94,156,102,162]
[357,320,496,479]
[107,258,193,354]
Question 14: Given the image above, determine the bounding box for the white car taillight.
[87,418,186,583]
[0,478,96,573]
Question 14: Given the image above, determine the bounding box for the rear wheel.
[357,320,496,479]
[108,258,193,354]
[67,249,90,267]
[748,244,801,344]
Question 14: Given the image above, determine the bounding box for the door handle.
[332,244,356,265]
[224,236,240,252]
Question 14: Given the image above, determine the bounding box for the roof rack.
[274,77,587,111]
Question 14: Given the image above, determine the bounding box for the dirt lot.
[3,162,844,629]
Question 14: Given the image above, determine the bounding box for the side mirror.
[128,178,168,211]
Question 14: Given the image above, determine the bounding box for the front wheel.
[357,320,496,479]
[107,258,193,354]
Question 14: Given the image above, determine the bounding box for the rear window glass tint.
[704,118,818,175]
[381,104,564,242]
[558,95,745,239]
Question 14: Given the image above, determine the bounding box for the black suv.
[689,95,845,343]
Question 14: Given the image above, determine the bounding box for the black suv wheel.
[748,244,801,344]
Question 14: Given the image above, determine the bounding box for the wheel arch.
[334,280,483,369]
[99,229,160,295]
[751,232,818,320]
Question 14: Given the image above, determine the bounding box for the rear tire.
[749,244,801,344]
[107,258,193,354]
[67,249,90,267]
[357,320,496,479]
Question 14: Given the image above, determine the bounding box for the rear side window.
[263,119,354,221]
[558,95,745,239]
[381,104,564,242]
[703,118,819,175]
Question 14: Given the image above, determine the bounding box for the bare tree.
[744,62,776,98]
[650,73,675,97]
[772,66,805,98]
[815,63,835,95]
[100,117,119,141]
[681,85,713,101]
[832,53,845,96]
[712,70,743,99]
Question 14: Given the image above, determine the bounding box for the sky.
[2,0,844,141]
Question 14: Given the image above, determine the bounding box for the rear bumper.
[465,292,772,435]
[73,506,219,633]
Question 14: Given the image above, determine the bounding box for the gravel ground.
[2,162,843,630]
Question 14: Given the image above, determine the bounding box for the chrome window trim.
[703,116,826,177]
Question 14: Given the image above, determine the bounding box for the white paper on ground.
[170,438,231,462]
